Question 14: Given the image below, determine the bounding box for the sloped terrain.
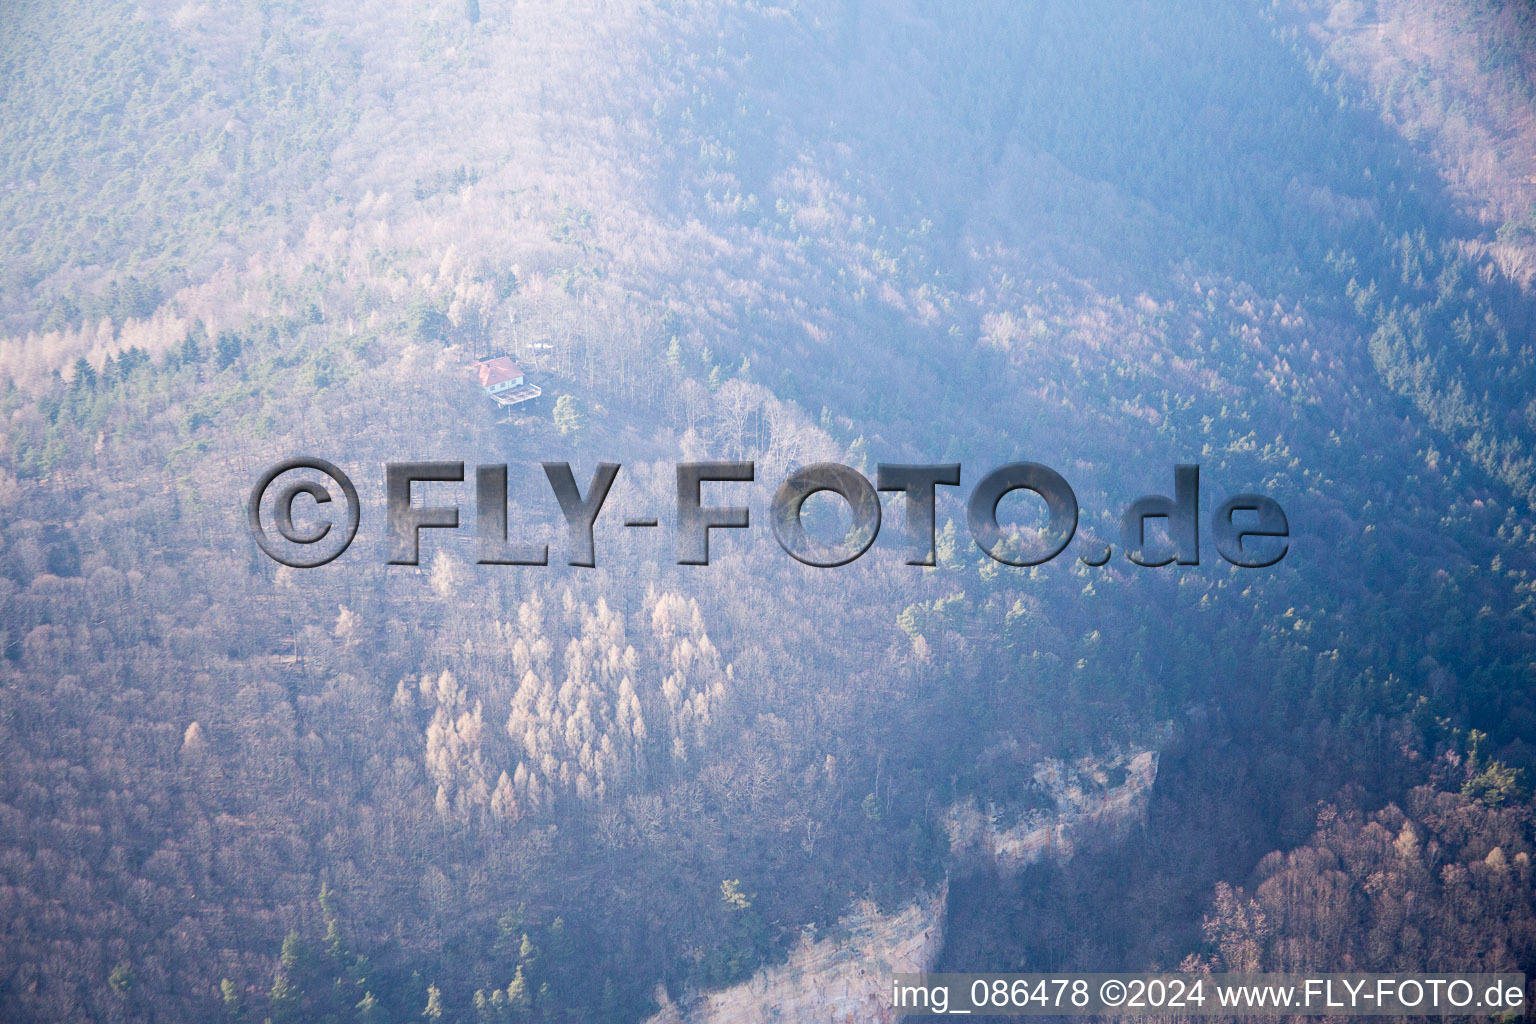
[1,1,1535,1021]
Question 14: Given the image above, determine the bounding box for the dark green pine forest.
[1,0,1536,1021]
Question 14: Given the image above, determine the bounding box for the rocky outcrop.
[644,746,1160,1024]
[647,884,946,1024]
[944,748,1159,873]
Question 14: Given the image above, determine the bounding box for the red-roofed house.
[476,356,543,406]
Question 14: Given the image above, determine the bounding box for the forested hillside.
[1,0,1534,1021]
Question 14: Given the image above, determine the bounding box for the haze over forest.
[2,0,1536,1021]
